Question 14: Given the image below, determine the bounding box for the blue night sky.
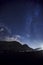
[0,0,43,49]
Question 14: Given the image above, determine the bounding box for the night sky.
[0,0,43,49]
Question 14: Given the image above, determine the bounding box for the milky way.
[0,0,43,48]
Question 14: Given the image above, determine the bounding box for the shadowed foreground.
[0,41,43,64]
[0,51,43,64]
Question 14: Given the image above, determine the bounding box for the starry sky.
[0,0,43,49]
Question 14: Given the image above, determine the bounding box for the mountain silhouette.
[34,47,43,51]
[0,41,33,52]
[23,44,33,52]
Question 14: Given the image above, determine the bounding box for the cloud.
[5,37,15,41]
[13,35,21,39]
[0,23,24,44]
[2,35,21,42]
[0,23,11,35]
[0,28,4,32]
[0,23,21,42]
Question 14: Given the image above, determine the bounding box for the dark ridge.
[0,41,33,53]
[0,41,43,64]
[23,44,33,51]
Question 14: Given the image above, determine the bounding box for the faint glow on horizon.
[40,45,43,50]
